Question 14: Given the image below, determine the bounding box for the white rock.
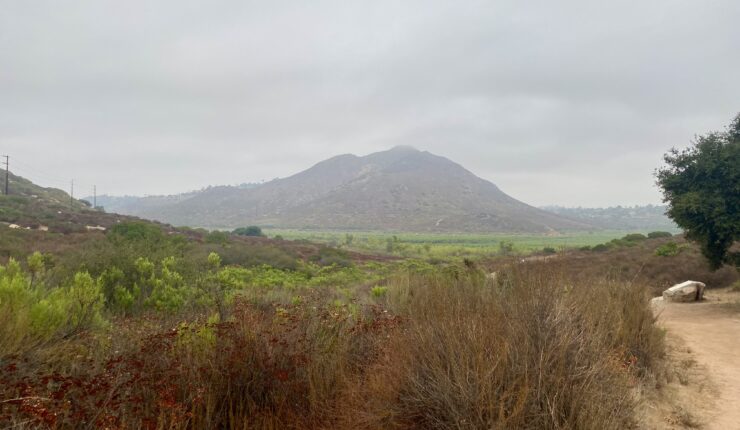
[37,225,49,232]
[662,280,706,303]
[8,224,20,229]
[86,225,107,231]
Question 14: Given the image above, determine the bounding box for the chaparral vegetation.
[2,209,738,429]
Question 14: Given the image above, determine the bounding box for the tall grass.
[340,265,663,429]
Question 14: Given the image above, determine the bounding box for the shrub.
[648,231,673,239]
[343,266,663,429]
[109,221,164,243]
[310,247,353,268]
[63,271,106,335]
[0,260,107,356]
[622,233,648,242]
[205,230,230,244]
[498,241,514,255]
[543,246,557,254]
[592,243,610,252]
[146,257,193,312]
[655,242,681,257]
[26,251,45,286]
[370,286,388,298]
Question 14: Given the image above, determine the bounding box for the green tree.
[656,113,740,269]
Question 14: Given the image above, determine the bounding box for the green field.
[264,229,652,259]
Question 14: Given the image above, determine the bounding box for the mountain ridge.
[97,147,593,233]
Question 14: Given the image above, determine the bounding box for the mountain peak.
[386,145,419,153]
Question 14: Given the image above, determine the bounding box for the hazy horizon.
[2,1,738,207]
[82,145,671,210]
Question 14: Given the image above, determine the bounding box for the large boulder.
[662,280,706,303]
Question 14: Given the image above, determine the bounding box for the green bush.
[310,247,353,268]
[146,256,194,312]
[109,221,165,243]
[498,241,514,255]
[205,231,230,244]
[591,244,610,252]
[655,242,681,257]
[64,272,106,335]
[0,259,107,356]
[370,286,388,298]
[542,247,557,254]
[647,231,673,239]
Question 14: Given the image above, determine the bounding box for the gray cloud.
[1,0,738,206]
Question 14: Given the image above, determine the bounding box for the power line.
[0,155,99,205]
[10,158,70,185]
[8,160,94,192]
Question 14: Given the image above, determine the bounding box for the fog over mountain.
[2,1,739,207]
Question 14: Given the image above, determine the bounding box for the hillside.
[108,146,592,233]
[0,171,122,233]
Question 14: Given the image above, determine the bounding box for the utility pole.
[2,155,8,195]
[93,185,97,209]
[70,180,74,210]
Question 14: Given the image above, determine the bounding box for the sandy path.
[658,291,740,429]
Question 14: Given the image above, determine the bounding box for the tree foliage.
[656,113,740,269]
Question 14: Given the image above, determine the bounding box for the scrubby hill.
[0,171,120,233]
[114,146,593,233]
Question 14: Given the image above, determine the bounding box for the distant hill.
[91,183,260,214]
[0,171,160,234]
[540,205,679,232]
[104,146,593,233]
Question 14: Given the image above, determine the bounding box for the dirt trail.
[657,290,740,429]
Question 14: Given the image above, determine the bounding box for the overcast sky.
[1,0,738,207]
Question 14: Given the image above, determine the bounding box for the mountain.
[106,146,592,233]
[540,205,679,232]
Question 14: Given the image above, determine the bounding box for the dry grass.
[499,237,739,296]
[0,264,665,429]
[338,266,663,429]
